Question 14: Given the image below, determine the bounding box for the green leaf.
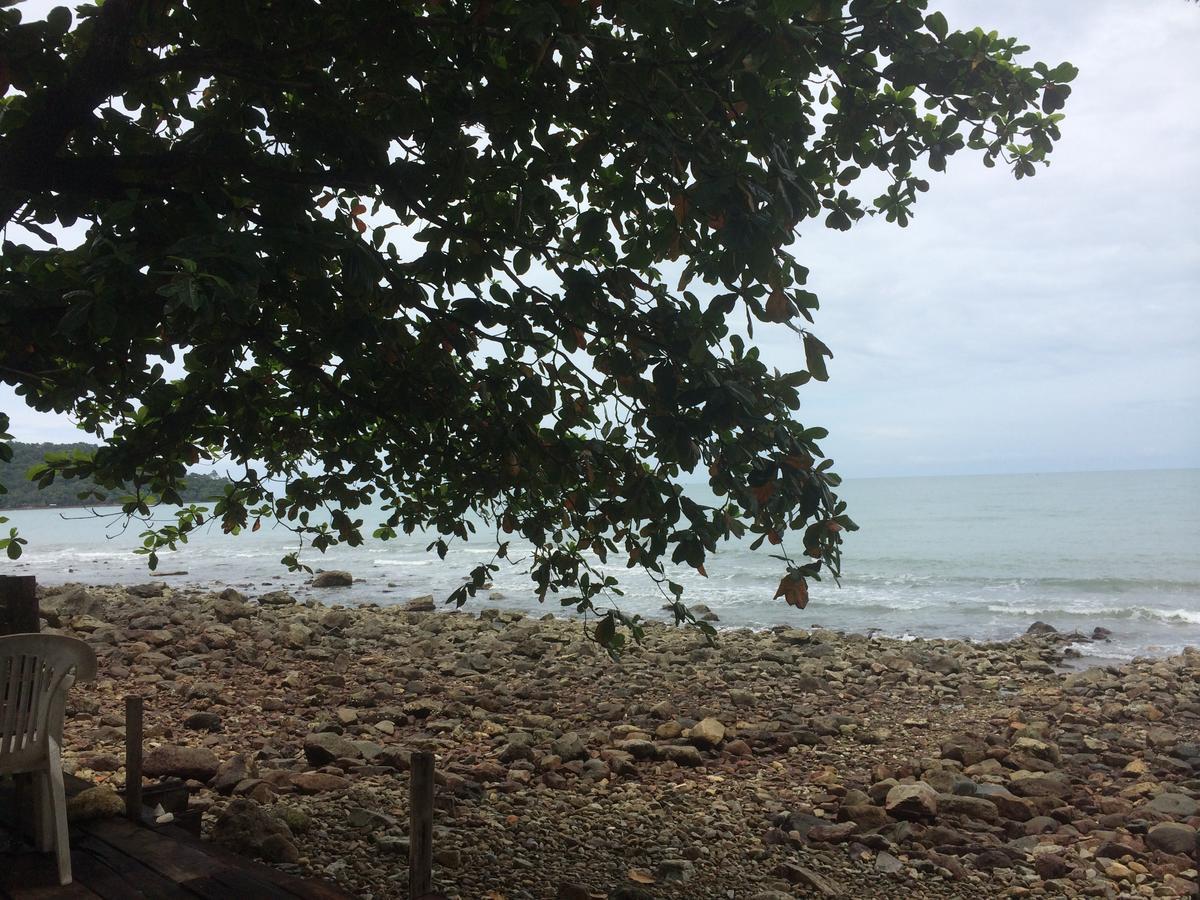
[1048,62,1079,83]
[803,333,833,382]
[926,11,948,41]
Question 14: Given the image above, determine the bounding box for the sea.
[3,469,1198,663]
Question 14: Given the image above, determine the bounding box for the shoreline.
[27,566,1189,668]
[40,580,1200,899]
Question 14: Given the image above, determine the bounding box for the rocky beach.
[39,579,1200,899]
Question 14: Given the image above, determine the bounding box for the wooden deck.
[0,786,355,900]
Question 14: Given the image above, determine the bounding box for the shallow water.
[4,469,1198,662]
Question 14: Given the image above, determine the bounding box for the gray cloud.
[755,0,1200,476]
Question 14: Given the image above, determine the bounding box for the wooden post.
[0,574,38,635]
[409,750,434,899]
[125,696,144,822]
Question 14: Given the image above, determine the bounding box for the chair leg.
[46,745,72,885]
[33,771,53,852]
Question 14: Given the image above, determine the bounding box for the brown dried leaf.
[774,574,810,609]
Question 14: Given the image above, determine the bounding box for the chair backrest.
[0,634,96,773]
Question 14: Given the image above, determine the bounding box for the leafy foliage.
[0,1,1072,645]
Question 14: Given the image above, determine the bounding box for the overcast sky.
[3,0,1198,478]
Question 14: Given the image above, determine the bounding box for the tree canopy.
[0,0,1073,646]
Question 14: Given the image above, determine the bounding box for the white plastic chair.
[0,634,97,885]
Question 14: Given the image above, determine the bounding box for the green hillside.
[0,442,230,509]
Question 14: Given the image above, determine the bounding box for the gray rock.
[499,742,535,763]
[213,753,256,795]
[613,739,658,760]
[184,711,223,732]
[375,836,410,856]
[303,731,363,766]
[76,752,121,773]
[280,622,313,648]
[690,717,725,748]
[661,745,704,767]
[1025,621,1057,635]
[1145,792,1200,819]
[922,770,974,796]
[655,859,695,883]
[258,590,296,606]
[143,745,220,781]
[42,585,104,622]
[776,628,811,645]
[290,772,350,794]
[1007,774,1073,799]
[773,862,841,895]
[1146,822,1198,855]
[973,784,1036,821]
[937,793,999,822]
[66,786,124,821]
[1034,853,1072,880]
[312,570,354,588]
[348,807,399,830]
[405,594,436,612]
[212,798,299,864]
[884,782,938,821]
[551,731,588,762]
[875,851,904,874]
[127,582,167,599]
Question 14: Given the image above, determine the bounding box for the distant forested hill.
[0,442,230,509]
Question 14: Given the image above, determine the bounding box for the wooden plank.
[0,850,103,899]
[75,816,352,900]
[68,848,171,900]
[77,819,225,884]
[71,833,195,900]
[409,750,434,898]
[145,824,353,899]
[181,869,303,900]
[0,575,38,635]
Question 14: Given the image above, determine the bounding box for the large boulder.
[312,570,354,588]
[41,585,105,623]
[143,745,220,782]
[212,798,300,864]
